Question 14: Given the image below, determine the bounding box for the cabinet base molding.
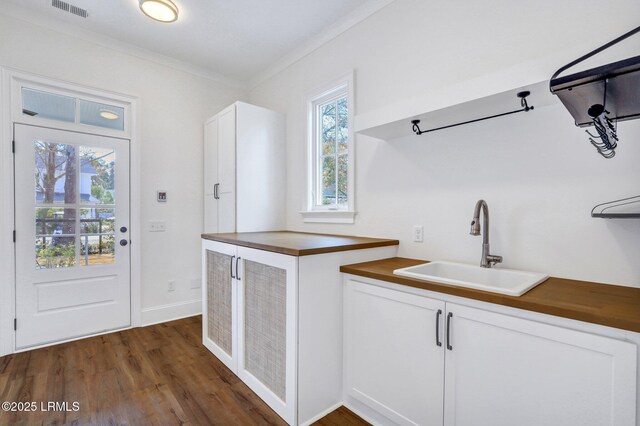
[298,402,344,426]
[343,399,396,426]
[141,299,202,326]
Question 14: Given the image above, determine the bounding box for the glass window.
[312,90,350,209]
[79,100,125,131]
[21,87,127,133]
[22,88,75,123]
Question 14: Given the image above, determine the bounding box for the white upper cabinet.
[204,102,285,234]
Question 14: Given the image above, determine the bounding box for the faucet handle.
[487,255,503,266]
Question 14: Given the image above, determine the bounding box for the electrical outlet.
[413,225,424,243]
[190,278,201,289]
[168,280,176,291]
[149,221,166,232]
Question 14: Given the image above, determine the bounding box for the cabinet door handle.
[230,255,236,279]
[446,312,453,351]
[214,183,220,199]
[436,309,443,347]
[236,257,241,281]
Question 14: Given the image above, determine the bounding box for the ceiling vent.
[51,0,88,18]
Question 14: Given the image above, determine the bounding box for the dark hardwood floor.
[0,316,368,425]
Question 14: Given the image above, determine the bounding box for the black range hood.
[550,54,640,127]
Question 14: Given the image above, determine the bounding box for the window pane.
[320,102,336,155]
[80,208,115,266]
[321,156,336,205]
[35,208,76,269]
[80,208,115,233]
[22,88,76,123]
[79,100,124,131]
[338,154,348,205]
[35,141,77,204]
[337,97,348,152]
[80,146,115,204]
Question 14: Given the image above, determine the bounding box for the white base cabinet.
[202,240,297,422]
[203,239,398,425]
[344,277,638,426]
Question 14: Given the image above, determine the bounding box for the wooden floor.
[0,316,368,425]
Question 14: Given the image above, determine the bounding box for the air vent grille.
[51,0,88,18]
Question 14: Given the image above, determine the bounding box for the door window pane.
[79,100,125,131]
[80,146,115,204]
[80,208,115,266]
[22,88,76,123]
[35,141,77,204]
[35,208,76,269]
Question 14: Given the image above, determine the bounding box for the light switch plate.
[149,221,166,232]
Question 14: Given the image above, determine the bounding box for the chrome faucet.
[470,199,503,268]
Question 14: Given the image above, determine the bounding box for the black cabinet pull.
[230,255,236,279]
[436,309,442,347]
[446,312,453,350]
[214,183,220,199]
[236,257,241,281]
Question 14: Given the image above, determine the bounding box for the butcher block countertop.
[341,257,640,333]
[201,231,399,256]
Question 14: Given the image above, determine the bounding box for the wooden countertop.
[341,257,640,333]
[201,231,399,256]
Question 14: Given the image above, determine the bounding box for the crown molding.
[0,2,246,90]
[248,0,398,90]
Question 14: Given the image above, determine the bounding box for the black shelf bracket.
[411,91,534,135]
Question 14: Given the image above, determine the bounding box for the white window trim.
[301,71,356,224]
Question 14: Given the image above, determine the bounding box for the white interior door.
[14,124,131,349]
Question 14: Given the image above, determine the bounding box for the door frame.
[0,68,142,356]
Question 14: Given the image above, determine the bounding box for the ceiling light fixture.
[99,109,120,120]
[139,0,179,23]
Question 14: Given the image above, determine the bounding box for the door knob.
[120,226,128,233]
[120,239,128,246]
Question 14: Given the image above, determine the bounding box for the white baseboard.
[141,299,202,326]
[299,402,344,426]
[343,399,389,426]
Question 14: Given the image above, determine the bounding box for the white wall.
[249,0,640,287]
[0,13,246,325]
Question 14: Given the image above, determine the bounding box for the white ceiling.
[4,0,390,83]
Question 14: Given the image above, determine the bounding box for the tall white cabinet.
[204,102,285,233]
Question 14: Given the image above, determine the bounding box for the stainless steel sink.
[393,261,549,297]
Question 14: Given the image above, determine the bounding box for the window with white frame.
[304,74,354,222]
